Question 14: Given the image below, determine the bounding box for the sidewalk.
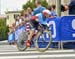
[0,40,9,45]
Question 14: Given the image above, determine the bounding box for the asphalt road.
[0,45,75,59]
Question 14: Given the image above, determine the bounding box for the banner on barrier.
[8,16,75,43]
[47,17,61,42]
[60,16,75,41]
[48,16,75,41]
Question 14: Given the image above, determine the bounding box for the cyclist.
[26,9,51,47]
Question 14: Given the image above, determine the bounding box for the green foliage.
[0,19,9,40]
[22,0,48,10]
[41,0,48,8]
[23,0,36,10]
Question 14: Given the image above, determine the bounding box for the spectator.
[47,5,57,16]
[8,24,15,34]
[69,0,75,15]
[61,4,68,12]
[27,7,33,19]
[15,16,20,29]
[33,0,46,15]
[19,14,25,27]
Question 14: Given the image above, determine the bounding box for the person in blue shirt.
[47,5,57,17]
[33,1,46,15]
[26,9,51,47]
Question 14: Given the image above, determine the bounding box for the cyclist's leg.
[26,29,35,42]
[41,24,47,29]
[26,25,35,47]
[26,20,39,47]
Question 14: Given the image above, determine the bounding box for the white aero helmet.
[42,9,51,15]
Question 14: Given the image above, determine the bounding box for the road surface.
[0,45,75,59]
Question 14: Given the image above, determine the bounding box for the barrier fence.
[8,16,75,49]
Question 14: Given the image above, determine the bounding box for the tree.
[22,0,48,10]
[22,0,36,10]
[0,18,9,41]
[41,0,48,8]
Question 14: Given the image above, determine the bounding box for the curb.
[0,40,9,45]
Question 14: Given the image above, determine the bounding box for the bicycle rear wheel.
[16,31,28,51]
[35,30,52,52]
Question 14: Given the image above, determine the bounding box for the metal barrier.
[8,16,75,49]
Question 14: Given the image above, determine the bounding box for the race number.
[48,21,56,38]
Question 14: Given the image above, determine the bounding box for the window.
[7,16,9,19]
[14,14,19,19]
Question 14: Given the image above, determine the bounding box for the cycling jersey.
[30,13,48,30]
[35,13,47,25]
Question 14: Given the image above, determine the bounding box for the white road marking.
[0,50,75,54]
[0,54,75,59]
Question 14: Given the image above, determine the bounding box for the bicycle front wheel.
[35,30,52,52]
[16,31,28,51]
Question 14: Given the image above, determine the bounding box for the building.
[5,11,21,26]
[47,0,71,5]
